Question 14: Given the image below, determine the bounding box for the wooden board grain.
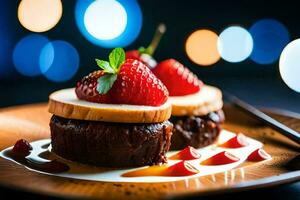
[0,104,299,200]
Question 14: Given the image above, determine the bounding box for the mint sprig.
[95,48,125,94]
[97,74,117,94]
[109,47,125,71]
[95,59,115,74]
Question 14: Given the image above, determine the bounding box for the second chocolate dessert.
[168,85,225,150]
[152,59,225,150]
[170,110,224,150]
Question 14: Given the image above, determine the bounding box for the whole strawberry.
[75,48,169,106]
[75,70,111,103]
[153,59,203,96]
[126,23,166,68]
[126,49,157,69]
[125,50,141,61]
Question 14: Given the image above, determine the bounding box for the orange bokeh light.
[185,29,220,66]
[18,0,63,33]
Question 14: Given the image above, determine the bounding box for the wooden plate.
[0,104,299,199]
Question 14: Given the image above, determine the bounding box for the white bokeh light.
[279,39,300,92]
[218,26,253,63]
[84,0,127,40]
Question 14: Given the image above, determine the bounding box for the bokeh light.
[40,40,79,82]
[75,0,142,48]
[250,19,290,64]
[218,26,253,63]
[18,0,62,32]
[84,0,127,40]
[13,34,50,77]
[279,39,300,92]
[185,29,220,66]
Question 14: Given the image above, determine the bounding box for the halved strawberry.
[75,48,168,106]
[153,59,203,96]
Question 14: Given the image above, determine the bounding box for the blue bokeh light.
[75,0,142,48]
[40,40,80,82]
[218,26,253,63]
[13,34,50,77]
[84,0,127,40]
[250,19,290,65]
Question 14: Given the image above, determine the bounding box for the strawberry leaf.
[138,46,152,55]
[97,74,117,94]
[138,46,147,54]
[95,59,115,74]
[109,48,125,71]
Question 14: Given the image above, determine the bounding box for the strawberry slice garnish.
[75,48,168,106]
[153,59,203,96]
[219,133,249,148]
[201,151,240,165]
[247,148,271,161]
[169,146,201,160]
[165,161,199,176]
[122,161,199,177]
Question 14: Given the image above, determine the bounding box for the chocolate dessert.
[152,59,225,150]
[170,110,224,150]
[50,116,173,167]
[48,48,173,167]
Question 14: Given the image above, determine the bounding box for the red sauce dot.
[12,139,32,156]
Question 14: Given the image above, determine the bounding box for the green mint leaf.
[109,48,125,71]
[97,74,117,94]
[95,59,115,74]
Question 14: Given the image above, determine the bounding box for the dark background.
[0,0,300,113]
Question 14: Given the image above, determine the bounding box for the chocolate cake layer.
[50,115,173,167]
[170,110,225,150]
